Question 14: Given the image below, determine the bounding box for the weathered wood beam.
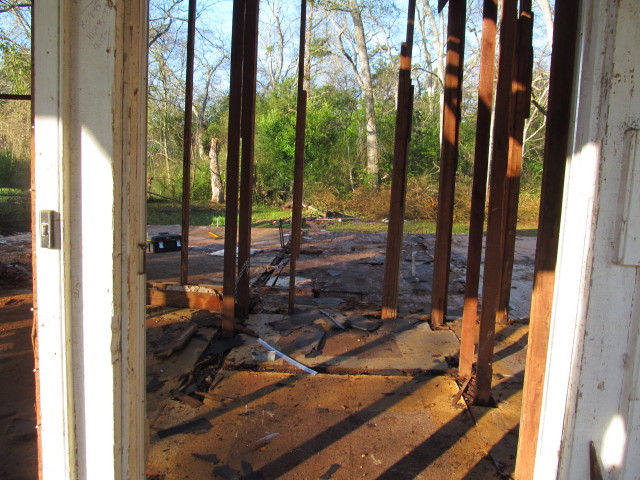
[515,0,581,476]
[458,0,498,378]
[497,8,534,325]
[381,0,417,320]
[180,0,197,285]
[237,0,260,319]
[430,0,466,327]
[288,0,309,314]
[222,0,247,337]
[147,282,223,312]
[474,0,518,405]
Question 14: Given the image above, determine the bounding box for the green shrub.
[0,188,30,233]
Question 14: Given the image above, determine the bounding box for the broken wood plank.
[451,375,472,406]
[155,323,199,359]
[171,389,203,408]
[320,310,347,330]
[306,220,321,233]
[253,253,288,287]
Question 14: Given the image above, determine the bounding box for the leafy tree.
[0,1,31,190]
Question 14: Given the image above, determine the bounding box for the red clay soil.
[0,291,38,480]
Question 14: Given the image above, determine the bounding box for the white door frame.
[33,1,148,478]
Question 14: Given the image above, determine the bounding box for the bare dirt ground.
[0,232,37,480]
[0,227,535,479]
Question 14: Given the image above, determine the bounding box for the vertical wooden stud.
[222,0,247,337]
[458,0,498,378]
[430,0,467,327]
[237,0,260,319]
[515,0,581,476]
[474,0,518,405]
[288,0,308,314]
[381,0,417,320]
[497,7,534,324]
[180,0,197,286]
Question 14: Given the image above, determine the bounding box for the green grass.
[322,219,536,235]
[146,200,289,227]
[0,188,30,234]
[147,199,537,237]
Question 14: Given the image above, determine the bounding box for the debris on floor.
[145,228,535,479]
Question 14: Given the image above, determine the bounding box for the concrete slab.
[223,311,460,375]
[146,228,534,320]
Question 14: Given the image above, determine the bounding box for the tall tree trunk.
[535,0,554,47]
[209,138,224,203]
[417,0,446,145]
[304,1,315,93]
[348,0,379,187]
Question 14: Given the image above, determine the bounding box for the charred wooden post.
[381,0,417,320]
[474,0,518,405]
[288,0,309,314]
[497,7,534,325]
[180,0,197,286]
[515,0,581,476]
[458,0,498,378]
[430,0,467,327]
[237,0,260,319]
[222,0,247,337]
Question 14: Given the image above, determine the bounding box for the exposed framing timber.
[222,0,247,336]
[288,0,309,314]
[381,0,417,320]
[237,0,260,318]
[497,6,534,324]
[147,282,223,312]
[180,0,197,286]
[458,0,498,378]
[474,0,518,405]
[515,0,581,476]
[430,0,467,327]
[29,4,42,476]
